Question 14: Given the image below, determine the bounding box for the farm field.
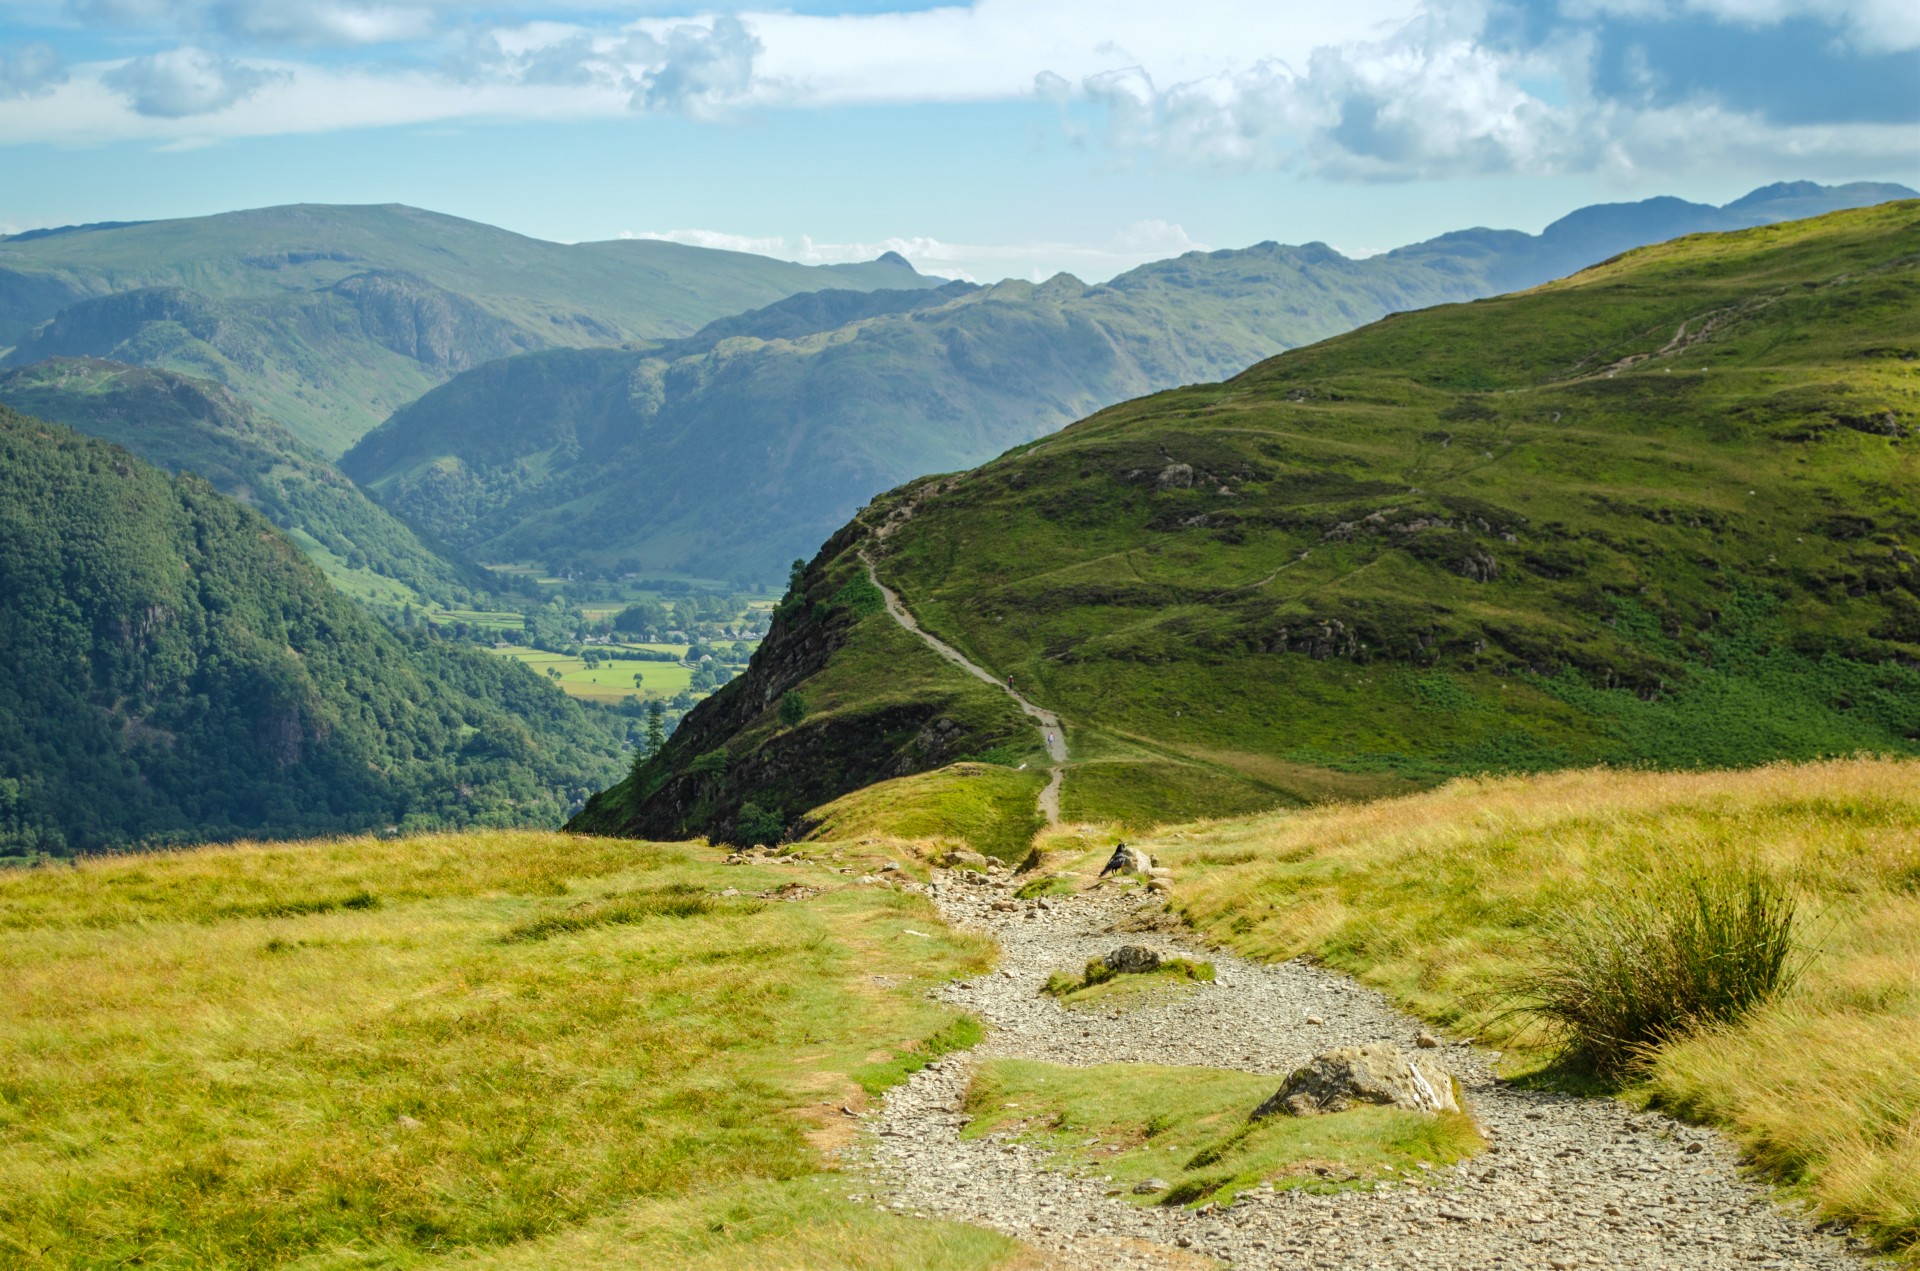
[495,645,698,702]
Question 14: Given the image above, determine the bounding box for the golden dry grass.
[0,830,1022,1269]
[1139,758,1920,1258]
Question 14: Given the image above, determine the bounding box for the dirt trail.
[853,871,1864,1271]
[861,549,1066,823]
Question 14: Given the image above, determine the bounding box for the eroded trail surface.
[861,549,1067,822]
[855,872,1860,1270]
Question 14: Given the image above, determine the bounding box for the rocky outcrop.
[1252,1043,1462,1118]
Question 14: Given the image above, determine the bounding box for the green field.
[496,645,698,702]
[0,829,1013,1269]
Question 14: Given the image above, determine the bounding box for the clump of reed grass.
[1513,862,1804,1080]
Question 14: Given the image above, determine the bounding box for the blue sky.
[1,0,1915,281]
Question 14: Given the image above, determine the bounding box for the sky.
[0,0,1915,282]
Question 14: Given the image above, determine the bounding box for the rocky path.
[853,870,1864,1270]
[861,549,1067,822]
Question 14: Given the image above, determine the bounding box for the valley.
[583,201,1920,846]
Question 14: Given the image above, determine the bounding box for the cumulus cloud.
[103,45,281,115]
[631,15,760,114]
[0,42,69,100]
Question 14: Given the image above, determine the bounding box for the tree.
[736,802,784,847]
[632,671,645,688]
[777,691,807,727]
[644,699,667,758]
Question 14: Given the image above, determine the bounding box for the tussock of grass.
[0,830,999,1269]
[1043,957,1216,1010]
[1511,863,1802,1079]
[963,1059,1482,1208]
[1151,758,1920,1258]
[498,882,760,943]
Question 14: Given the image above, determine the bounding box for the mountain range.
[0,358,488,611]
[573,200,1920,844]
[0,203,937,456]
[339,181,1916,582]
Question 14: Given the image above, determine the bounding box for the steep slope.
[0,358,486,610]
[0,205,936,455]
[0,406,629,856]
[347,182,1914,582]
[573,202,1920,842]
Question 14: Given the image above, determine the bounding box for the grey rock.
[1134,1177,1169,1194]
[1102,944,1162,975]
[1100,843,1154,876]
[1253,1043,1462,1118]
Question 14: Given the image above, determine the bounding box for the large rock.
[1100,843,1154,876]
[1252,1043,1461,1119]
[1100,945,1162,975]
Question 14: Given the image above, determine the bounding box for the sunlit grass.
[0,830,1007,1269]
[1146,757,1920,1258]
[963,1060,1482,1208]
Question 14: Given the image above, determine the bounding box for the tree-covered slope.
[0,358,487,612]
[346,182,1914,582]
[574,202,1920,843]
[0,406,630,857]
[0,204,936,455]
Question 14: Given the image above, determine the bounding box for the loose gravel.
[849,869,1866,1270]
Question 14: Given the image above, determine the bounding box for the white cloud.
[617,218,1212,284]
[630,15,759,115]
[0,41,68,100]
[102,44,281,116]
[1,0,1912,183]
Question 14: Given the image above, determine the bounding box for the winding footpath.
[861,549,1067,822]
[852,871,1865,1270]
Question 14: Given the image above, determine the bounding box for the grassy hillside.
[0,358,488,611]
[342,181,1915,581]
[1132,758,1920,1258]
[0,204,936,454]
[0,406,628,856]
[584,201,1920,842]
[0,829,1017,1269]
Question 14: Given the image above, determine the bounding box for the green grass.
[1150,758,1920,1259]
[0,829,1006,1268]
[635,202,1920,838]
[496,644,697,702]
[1041,957,1216,1011]
[963,1059,1483,1208]
[800,763,1047,862]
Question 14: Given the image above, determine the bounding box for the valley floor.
[859,864,1864,1270]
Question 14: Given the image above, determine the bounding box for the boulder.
[1100,843,1154,876]
[1252,1043,1460,1119]
[1101,944,1161,975]
[938,846,991,870]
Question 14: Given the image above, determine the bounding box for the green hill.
[0,358,488,611]
[0,204,937,456]
[343,182,1915,582]
[0,406,631,857]
[573,202,1920,844]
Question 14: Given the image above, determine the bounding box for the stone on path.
[1253,1043,1462,1118]
[1101,945,1162,975]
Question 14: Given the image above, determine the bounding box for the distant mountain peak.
[874,250,914,268]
